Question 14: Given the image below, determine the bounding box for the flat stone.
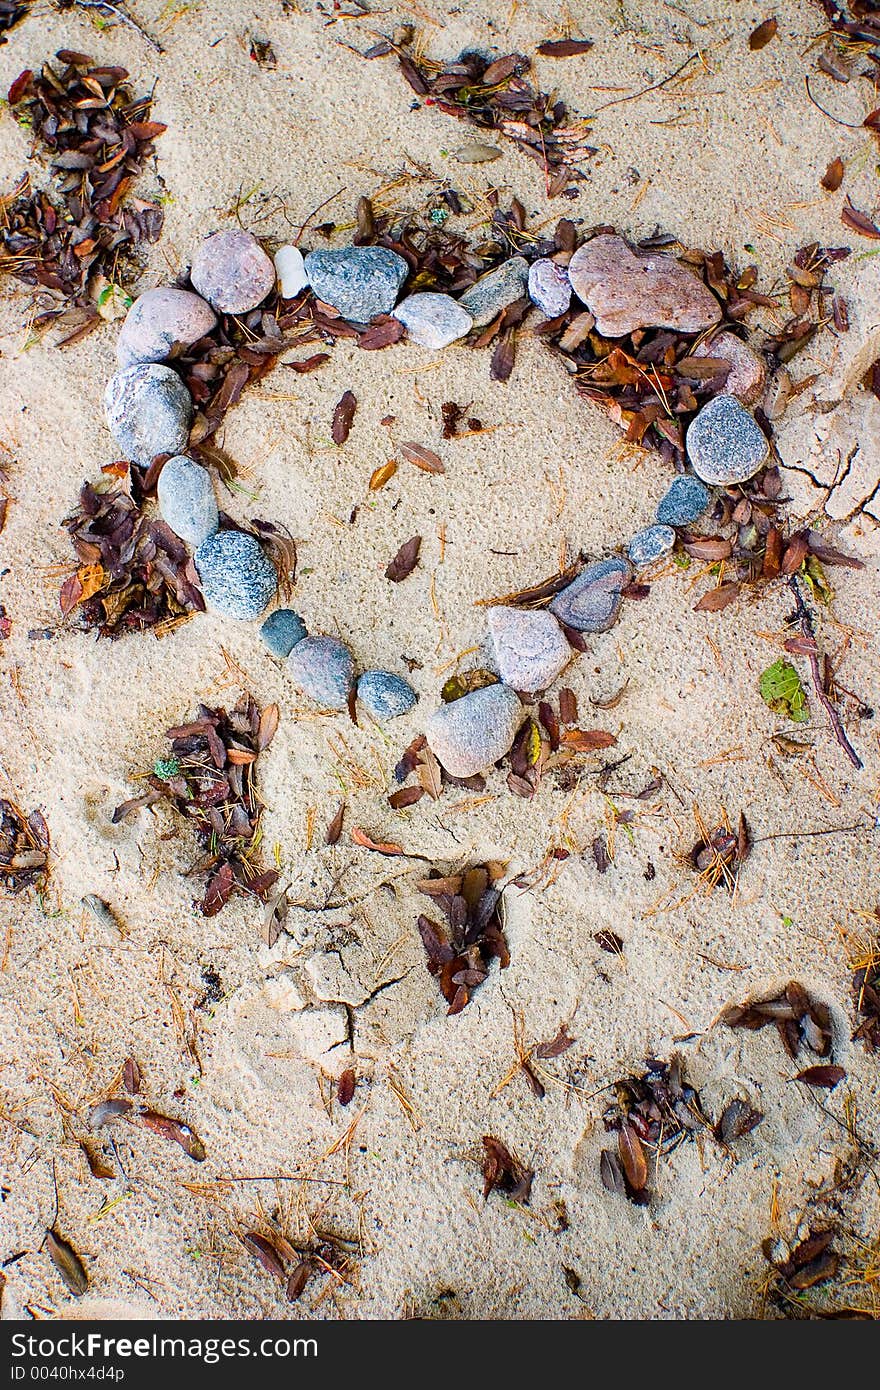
[303,951,369,1008]
[393,292,473,348]
[488,606,570,693]
[627,524,676,566]
[156,455,218,548]
[567,234,722,338]
[527,258,572,317]
[549,556,631,633]
[426,683,524,779]
[260,608,307,658]
[194,530,277,621]
[116,287,217,368]
[304,245,408,322]
[686,394,769,486]
[656,475,711,526]
[357,670,417,720]
[458,256,529,328]
[287,636,354,709]
[694,330,766,405]
[190,230,275,315]
[273,244,308,300]
[103,364,192,467]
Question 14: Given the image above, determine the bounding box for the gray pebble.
[260,608,307,658]
[656,475,710,527]
[157,455,218,548]
[458,256,529,328]
[357,670,417,720]
[549,556,631,633]
[627,524,676,566]
[426,683,524,779]
[304,246,408,322]
[116,287,216,368]
[393,292,473,348]
[686,394,769,486]
[527,258,572,317]
[194,530,277,621]
[190,230,275,315]
[488,606,570,693]
[104,364,192,467]
[287,636,355,710]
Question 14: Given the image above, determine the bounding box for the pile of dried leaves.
[599,1056,709,1204]
[416,863,509,1014]
[0,799,49,894]
[763,1228,842,1304]
[481,1135,534,1203]
[242,1226,355,1304]
[852,916,880,1051]
[112,696,280,917]
[722,981,847,1088]
[688,807,751,893]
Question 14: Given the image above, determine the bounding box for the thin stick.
[593,52,700,112]
[804,75,864,129]
[74,1,164,53]
[787,575,862,769]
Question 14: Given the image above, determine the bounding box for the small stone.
[549,556,631,633]
[694,330,766,405]
[116,287,217,368]
[393,292,473,348]
[260,608,307,658]
[627,524,676,566]
[567,234,722,337]
[527,258,572,317]
[287,636,354,709]
[357,670,417,720]
[488,606,571,693]
[194,530,277,621]
[426,683,524,779]
[104,363,192,467]
[458,256,529,328]
[156,455,218,548]
[273,244,308,299]
[656,475,711,526]
[190,230,275,315]
[686,394,769,486]
[304,245,408,322]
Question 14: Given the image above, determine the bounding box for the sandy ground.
[0,0,879,1321]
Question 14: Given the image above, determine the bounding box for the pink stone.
[694,330,766,405]
[116,287,217,367]
[190,230,275,315]
[567,234,722,338]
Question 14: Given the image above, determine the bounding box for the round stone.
[287,636,355,710]
[656,475,711,527]
[357,670,417,720]
[686,394,770,486]
[190,230,275,315]
[393,292,473,348]
[104,364,192,468]
[457,256,529,328]
[156,455,218,548]
[304,246,408,322]
[116,287,217,368]
[548,556,632,633]
[426,683,524,779]
[627,524,676,566]
[194,530,277,621]
[488,606,571,693]
[527,258,572,317]
[273,244,308,300]
[260,609,308,658]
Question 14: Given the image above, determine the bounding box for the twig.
[755,822,868,842]
[787,575,862,770]
[804,74,864,129]
[593,52,700,112]
[74,1,164,54]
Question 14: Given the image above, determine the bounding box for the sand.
[0,0,878,1321]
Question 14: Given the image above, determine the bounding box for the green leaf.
[759,659,809,724]
[154,756,180,780]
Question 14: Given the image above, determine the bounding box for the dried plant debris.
[0,1,34,42]
[763,1228,844,1312]
[241,1225,355,1303]
[688,807,750,892]
[721,980,837,1063]
[0,800,49,894]
[851,914,880,1051]
[481,1135,534,1203]
[112,696,280,916]
[45,1229,88,1297]
[599,1056,709,1205]
[416,863,509,1014]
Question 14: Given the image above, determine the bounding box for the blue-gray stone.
[304,246,408,322]
[458,256,529,329]
[527,258,571,317]
[194,530,277,621]
[686,393,769,486]
[104,363,192,467]
[656,475,710,527]
[287,636,355,710]
[260,609,307,658]
[393,292,473,348]
[548,556,631,633]
[157,455,218,548]
[627,524,676,566]
[357,670,417,720]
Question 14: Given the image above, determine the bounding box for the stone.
[287,636,354,709]
[273,243,308,299]
[194,530,277,621]
[549,556,631,633]
[116,287,217,368]
[527,258,572,317]
[357,670,417,720]
[686,394,769,486]
[260,608,307,658]
[458,256,529,328]
[567,233,722,338]
[426,683,524,779]
[656,475,711,526]
[304,245,408,322]
[488,606,570,693]
[103,364,192,467]
[156,455,218,548]
[627,524,676,566]
[694,330,766,405]
[393,292,473,348]
[190,230,275,315]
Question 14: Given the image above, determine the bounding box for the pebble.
[488,606,570,693]
[194,530,277,621]
[686,394,769,486]
[103,364,192,467]
[190,230,275,315]
[426,683,524,779]
[357,670,417,720]
[694,330,766,405]
[392,292,473,348]
[156,455,218,548]
[116,287,217,368]
[549,556,631,633]
[627,524,676,566]
[656,475,711,527]
[458,256,529,328]
[287,636,355,710]
[304,245,408,322]
[567,234,722,337]
[273,244,308,300]
[527,258,572,317]
[259,608,307,658]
